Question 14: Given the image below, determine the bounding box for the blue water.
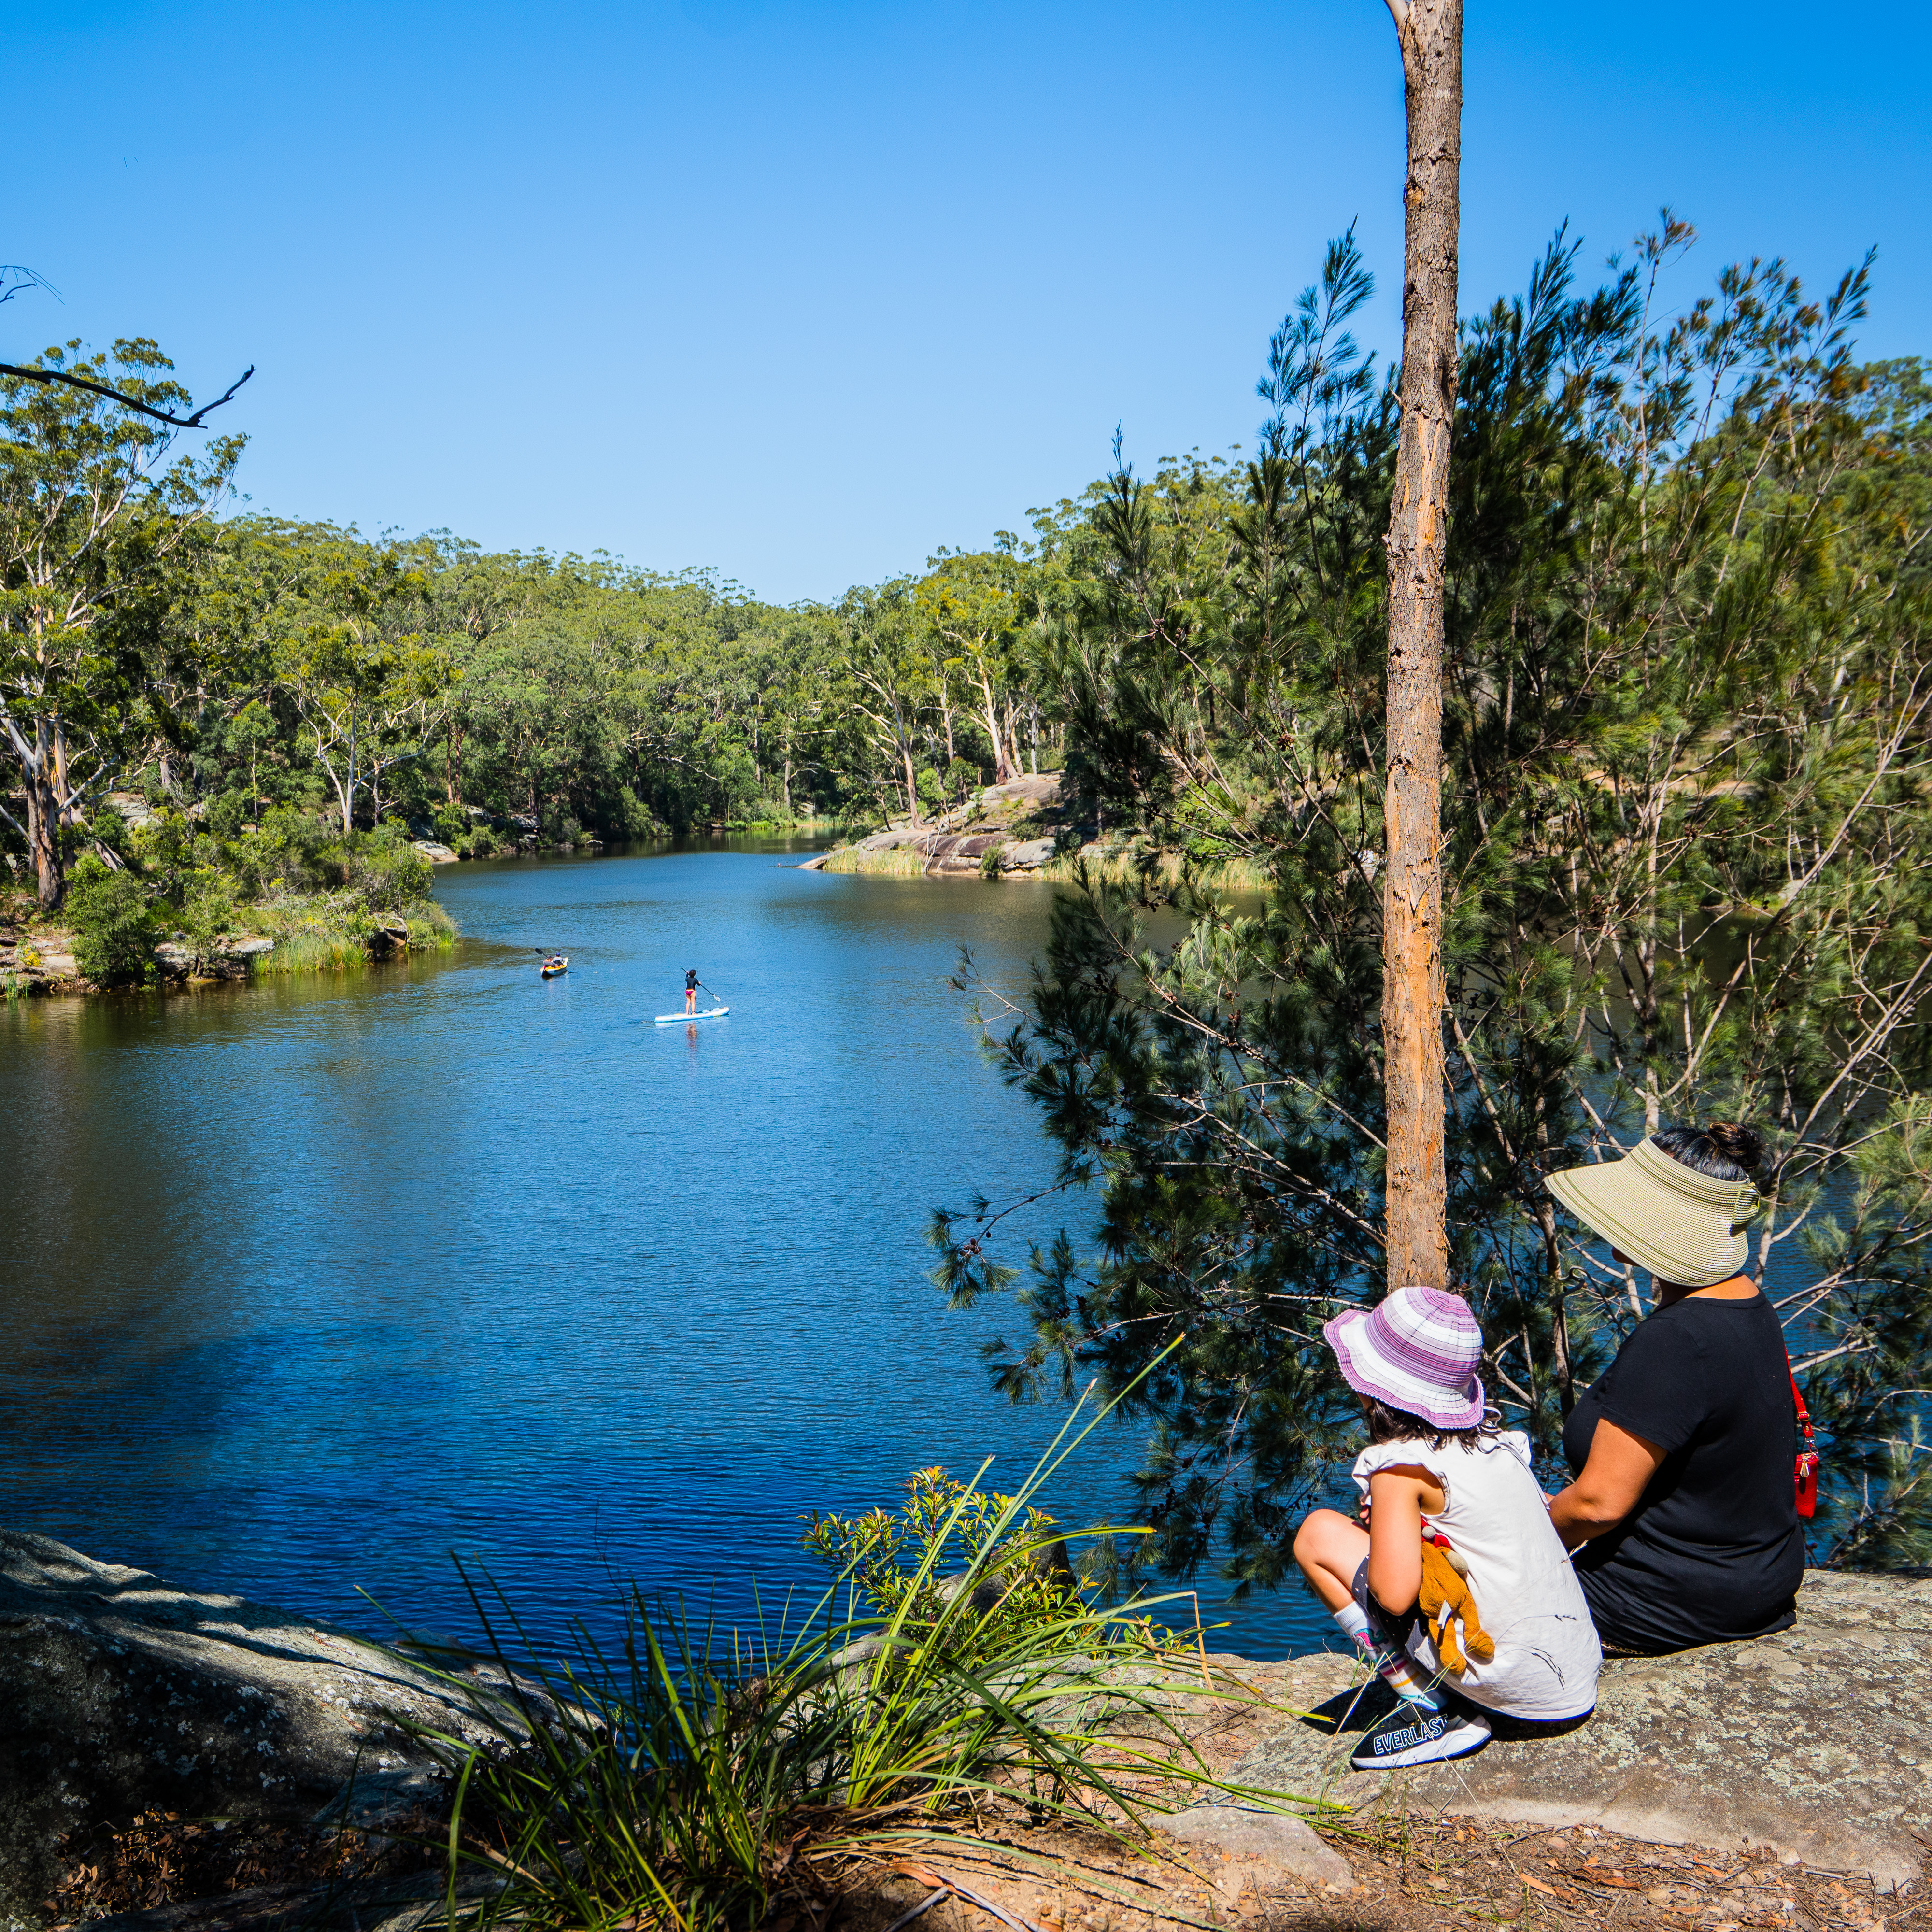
[0,845,1330,1659]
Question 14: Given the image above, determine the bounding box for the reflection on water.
[0,842,1331,1658]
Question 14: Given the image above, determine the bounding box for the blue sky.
[7,1,1927,603]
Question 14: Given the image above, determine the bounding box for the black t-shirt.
[1563,1292,1804,1653]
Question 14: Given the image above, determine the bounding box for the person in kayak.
[685,967,699,1014]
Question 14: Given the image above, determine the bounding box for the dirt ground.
[53,1801,1929,1932]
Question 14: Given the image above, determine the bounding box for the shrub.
[174,868,238,973]
[803,1466,1082,1653]
[67,856,158,985]
[204,790,251,839]
[406,1392,1258,1932]
[615,786,661,840]
[349,833,432,911]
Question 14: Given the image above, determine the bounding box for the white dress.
[1352,1430,1601,1720]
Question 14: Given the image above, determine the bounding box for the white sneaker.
[1348,1700,1491,1770]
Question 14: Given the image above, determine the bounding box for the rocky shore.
[802,775,1065,878]
[4,1531,1924,1932]
[802,776,1270,888]
[0,916,437,997]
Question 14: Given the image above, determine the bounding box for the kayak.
[655,1005,729,1025]
[541,958,568,978]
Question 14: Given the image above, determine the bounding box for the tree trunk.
[902,742,922,827]
[1380,0,1461,1292]
[25,761,62,910]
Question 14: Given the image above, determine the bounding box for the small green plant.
[803,1466,1081,1652]
[403,1365,1308,1932]
[348,833,433,911]
[66,857,158,985]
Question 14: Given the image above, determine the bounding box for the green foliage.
[802,1466,1083,1653]
[346,831,432,912]
[935,223,1932,1582]
[174,868,237,973]
[0,336,244,908]
[64,856,157,985]
[405,1401,1270,1932]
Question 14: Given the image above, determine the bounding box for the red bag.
[1788,1361,1820,1520]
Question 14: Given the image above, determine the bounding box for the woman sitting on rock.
[1545,1123,1805,1655]
[1293,1285,1602,1771]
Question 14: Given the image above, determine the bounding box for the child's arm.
[1364,1464,1440,1614]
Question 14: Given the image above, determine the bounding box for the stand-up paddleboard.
[654,1005,729,1025]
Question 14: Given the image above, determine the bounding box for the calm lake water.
[0,844,1331,1659]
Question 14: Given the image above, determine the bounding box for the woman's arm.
[1548,1419,1667,1551]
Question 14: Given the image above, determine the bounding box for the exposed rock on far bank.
[812,775,1067,876]
[0,928,278,995]
[0,1533,497,1932]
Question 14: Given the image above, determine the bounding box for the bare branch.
[0,358,254,429]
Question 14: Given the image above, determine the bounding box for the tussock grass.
[242,897,457,977]
[816,846,932,877]
[399,1379,1311,1932]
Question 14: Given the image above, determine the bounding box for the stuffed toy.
[1419,1537,1495,1675]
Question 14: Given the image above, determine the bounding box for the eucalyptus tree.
[841,578,935,824]
[916,550,1029,783]
[0,339,243,906]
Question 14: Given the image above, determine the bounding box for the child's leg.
[1293,1509,1441,1709]
[1293,1508,1368,1609]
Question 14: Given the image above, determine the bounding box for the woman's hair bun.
[1653,1120,1764,1182]
[1705,1122,1764,1174]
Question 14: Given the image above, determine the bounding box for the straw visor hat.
[1323,1285,1486,1431]
[1546,1137,1763,1289]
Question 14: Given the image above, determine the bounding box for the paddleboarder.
[685,967,699,1014]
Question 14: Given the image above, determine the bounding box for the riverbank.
[803,775,1274,890]
[0,896,455,998]
[1,805,460,998]
[4,1532,1922,1932]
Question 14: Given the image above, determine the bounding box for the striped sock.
[1330,1601,1440,1709]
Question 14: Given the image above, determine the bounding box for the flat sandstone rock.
[1221,1569,1929,1887]
[0,1532,499,1932]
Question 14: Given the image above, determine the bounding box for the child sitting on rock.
[1293,1284,1601,1769]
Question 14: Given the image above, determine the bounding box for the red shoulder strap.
[1785,1341,1819,1520]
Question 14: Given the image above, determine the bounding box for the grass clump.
[404,1386,1304,1932]
[816,845,932,877]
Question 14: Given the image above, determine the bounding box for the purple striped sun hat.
[1323,1285,1485,1429]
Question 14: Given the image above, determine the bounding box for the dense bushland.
[933,223,1932,1579]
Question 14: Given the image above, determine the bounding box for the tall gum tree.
[0,340,242,909]
[1380,0,1461,1290]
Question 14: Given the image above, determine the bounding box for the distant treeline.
[0,377,1090,907]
